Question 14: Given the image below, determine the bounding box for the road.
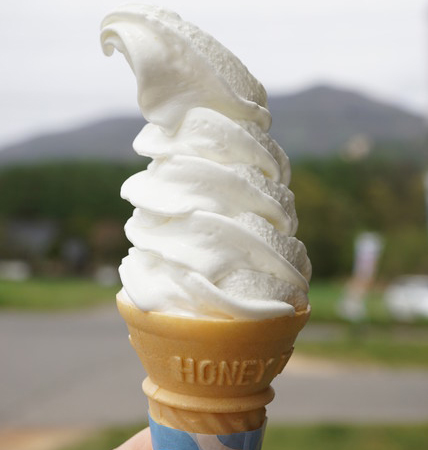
[1,306,428,429]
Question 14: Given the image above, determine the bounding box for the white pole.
[425,4,428,234]
[424,171,428,234]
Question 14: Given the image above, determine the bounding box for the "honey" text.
[171,350,293,386]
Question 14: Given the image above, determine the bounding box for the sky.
[0,0,427,148]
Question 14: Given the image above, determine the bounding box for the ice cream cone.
[102,6,312,448]
[117,296,310,434]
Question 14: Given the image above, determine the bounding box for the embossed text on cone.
[117,297,310,434]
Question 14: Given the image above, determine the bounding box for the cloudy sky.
[1,0,426,148]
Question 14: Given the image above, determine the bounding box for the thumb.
[114,427,153,450]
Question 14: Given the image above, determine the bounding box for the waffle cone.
[117,297,310,434]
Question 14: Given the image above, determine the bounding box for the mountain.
[0,84,426,166]
[0,117,146,166]
[268,85,426,156]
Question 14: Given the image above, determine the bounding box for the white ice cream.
[101,4,311,319]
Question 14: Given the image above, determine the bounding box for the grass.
[308,279,394,324]
[296,280,428,367]
[298,336,428,368]
[0,277,411,321]
[263,424,428,450]
[0,277,119,310]
[308,279,428,328]
[59,423,428,450]
[1,277,427,367]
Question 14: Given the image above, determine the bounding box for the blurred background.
[1,0,428,449]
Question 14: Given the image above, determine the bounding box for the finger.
[114,426,152,450]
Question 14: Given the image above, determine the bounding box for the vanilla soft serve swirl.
[101,4,311,319]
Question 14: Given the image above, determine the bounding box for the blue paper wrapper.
[149,414,266,450]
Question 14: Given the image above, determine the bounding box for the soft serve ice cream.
[101,4,311,320]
